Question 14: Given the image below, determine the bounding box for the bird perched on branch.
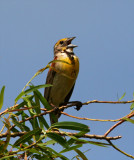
[44,37,79,125]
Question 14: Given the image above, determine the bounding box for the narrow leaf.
[0,86,5,110]
[22,96,35,115]
[14,128,41,146]
[33,90,50,129]
[43,140,57,145]
[67,131,89,146]
[11,116,24,131]
[44,146,69,160]
[15,84,52,103]
[68,135,108,147]
[46,132,69,149]
[119,92,126,101]
[33,90,41,114]
[33,89,51,110]
[75,149,88,160]
[38,116,49,130]
[130,103,134,110]
[123,118,134,124]
[60,144,82,153]
[51,121,90,132]
[1,118,11,152]
[33,90,49,129]
[0,154,19,160]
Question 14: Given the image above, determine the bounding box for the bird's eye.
[60,41,64,44]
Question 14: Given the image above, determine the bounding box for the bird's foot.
[67,101,82,111]
[50,103,60,114]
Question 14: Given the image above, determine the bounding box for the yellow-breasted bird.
[44,37,79,125]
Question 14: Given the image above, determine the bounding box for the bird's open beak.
[67,37,77,48]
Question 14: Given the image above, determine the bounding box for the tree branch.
[0,130,121,140]
[1,99,134,117]
[61,111,120,122]
[107,140,134,159]
[104,111,134,137]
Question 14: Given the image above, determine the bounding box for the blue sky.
[0,1,134,159]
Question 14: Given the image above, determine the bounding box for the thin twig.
[1,99,134,117]
[61,111,120,122]
[83,100,134,105]
[107,140,134,159]
[104,111,134,137]
[0,104,19,117]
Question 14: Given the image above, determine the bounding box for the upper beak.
[67,37,78,48]
[68,37,76,41]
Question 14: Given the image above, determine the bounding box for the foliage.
[0,85,93,160]
[0,69,134,159]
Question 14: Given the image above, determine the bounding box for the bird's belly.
[49,73,75,106]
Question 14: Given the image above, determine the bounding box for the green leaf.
[75,131,89,136]
[68,135,108,147]
[28,148,42,154]
[15,100,30,110]
[44,140,57,145]
[130,103,134,110]
[0,154,19,160]
[46,132,69,149]
[11,116,24,131]
[37,140,57,146]
[123,118,134,124]
[67,131,89,146]
[11,127,20,133]
[33,89,49,129]
[44,146,69,160]
[60,144,82,153]
[38,116,49,130]
[75,149,88,160]
[1,118,11,153]
[21,111,29,121]
[33,90,41,114]
[51,121,90,132]
[0,86,5,110]
[33,89,51,110]
[34,89,57,128]
[119,92,126,101]
[37,143,69,160]
[15,84,52,103]
[14,128,41,146]
[33,88,56,127]
[86,141,109,147]
[23,96,35,115]
[33,118,40,141]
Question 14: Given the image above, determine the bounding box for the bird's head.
[54,37,77,55]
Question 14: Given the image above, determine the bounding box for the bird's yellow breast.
[54,53,79,79]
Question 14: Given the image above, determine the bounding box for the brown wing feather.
[44,69,56,101]
[59,83,75,106]
[44,69,58,124]
[57,83,75,120]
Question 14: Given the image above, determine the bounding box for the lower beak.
[67,44,78,48]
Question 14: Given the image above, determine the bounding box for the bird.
[44,37,79,125]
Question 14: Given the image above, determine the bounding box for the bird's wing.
[44,69,58,124]
[60,83,75,106]
[44,68,56,101]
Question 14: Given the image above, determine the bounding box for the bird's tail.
[49,113,59,125]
